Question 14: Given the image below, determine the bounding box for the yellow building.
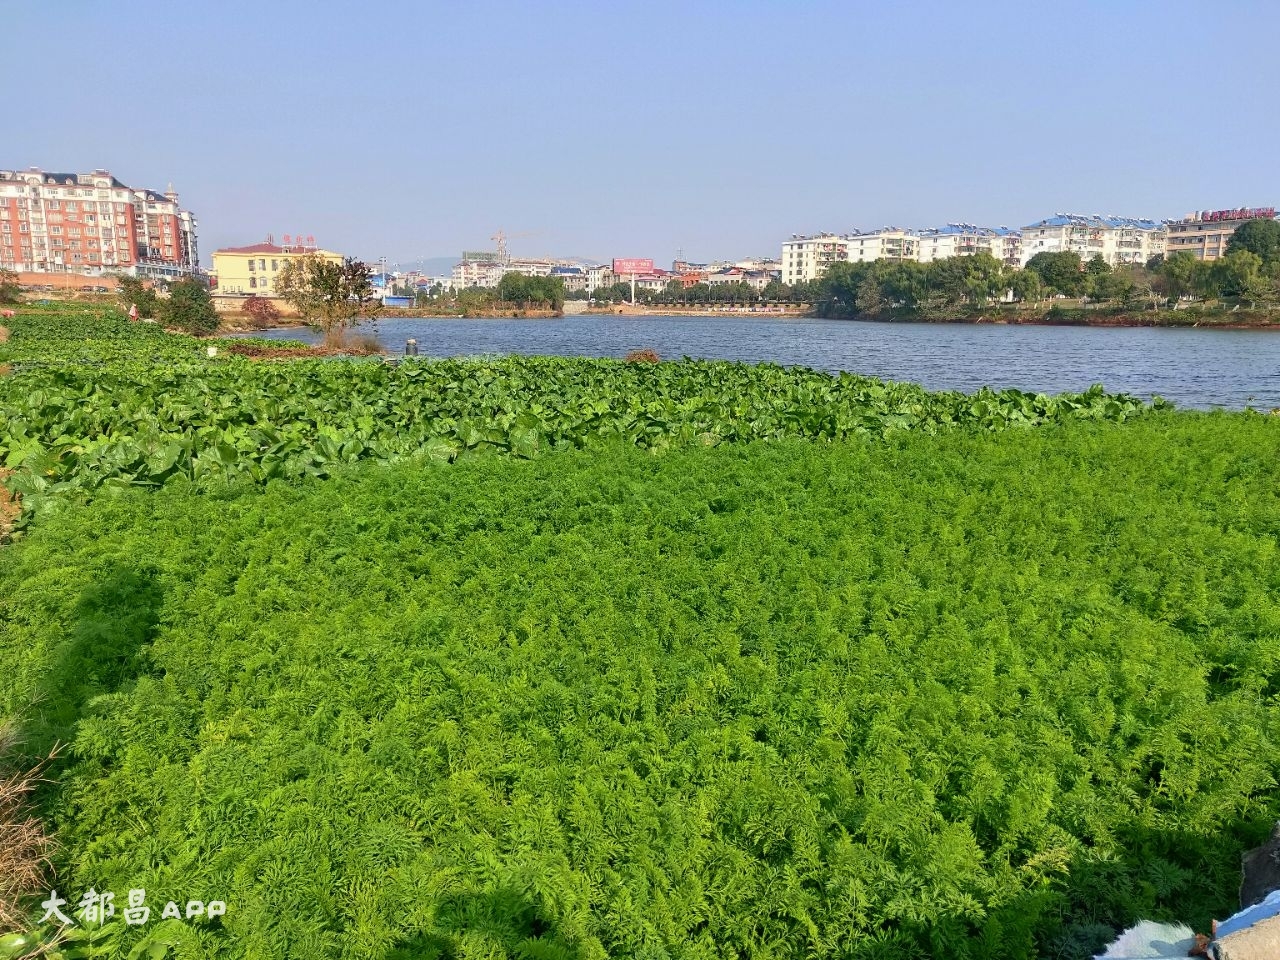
[1165,209,1276,262]
[210,241,343,296]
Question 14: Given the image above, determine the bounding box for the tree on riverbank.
[276,254,380,345]
[1226,218,1280,266]
[243,294,281,328]
[1025,251,1086,297]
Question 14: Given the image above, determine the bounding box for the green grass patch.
[2,416,1279,959]
[0,302,306,365]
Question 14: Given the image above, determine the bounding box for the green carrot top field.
[1,305,1279,960]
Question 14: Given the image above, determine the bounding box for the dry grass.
[0,324,10,343]
[347,333,385,355]
[0,719,56,934]
[0,468,19,543]
[321,328,384,355]
[624,348,661,364]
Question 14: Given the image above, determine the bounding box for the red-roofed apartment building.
[0,167,199,289]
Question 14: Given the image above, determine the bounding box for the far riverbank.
[220,305,1280,333]
[582,304,1280,329]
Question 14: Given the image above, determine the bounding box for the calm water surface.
[252,315,1280,410]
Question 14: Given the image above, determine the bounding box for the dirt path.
[0,469,19,542]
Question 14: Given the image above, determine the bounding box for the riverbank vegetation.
[809,245,1280,322]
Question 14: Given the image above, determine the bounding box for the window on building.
[259,258,266,270]
[271,259,278,270]
[249,276,257,288]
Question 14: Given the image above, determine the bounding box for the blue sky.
[7,0,1277,268]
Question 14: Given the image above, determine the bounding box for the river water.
[248,315,1280,410]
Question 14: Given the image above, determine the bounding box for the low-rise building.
[550,265,587,292]
[586,264,615,293]
[1165,207,1275,261]
[452,250,588,288]
[635,268,674,293]
[210,240,343,296]
[704,267,774,292]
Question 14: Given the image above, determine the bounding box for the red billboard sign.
[612,258,654,275]
[1198,207,1275,223]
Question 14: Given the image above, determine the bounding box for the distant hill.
[384,254,610,275]
[388,256,459,276]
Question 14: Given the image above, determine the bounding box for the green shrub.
[158,278,219,336]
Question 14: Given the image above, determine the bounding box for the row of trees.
[809,217,1280,318]
[123,254,383,340]
[404,273,567,315]
[495,272,565,310]
[586,279,814,305]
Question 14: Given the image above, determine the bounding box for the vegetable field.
[2,418,1280,959]
[1,309,1160,531]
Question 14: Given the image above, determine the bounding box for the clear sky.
[7,0,1278,268]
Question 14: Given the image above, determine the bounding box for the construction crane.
[491,229,538,261]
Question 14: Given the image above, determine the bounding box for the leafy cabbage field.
[2,416,1280,959]
[2,309,1159,532]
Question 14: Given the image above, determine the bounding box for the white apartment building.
[995,231,1023,266]
[916,224,1021,266]
[452,251,587,289]
[451,257,507,288]
[507,257,554,277]
[586,264,615,293]
[782,229,926,283]
[781,234,854,284]
[1020,215,1166,267]
[845,228,919,263]
[705,268,776,291]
